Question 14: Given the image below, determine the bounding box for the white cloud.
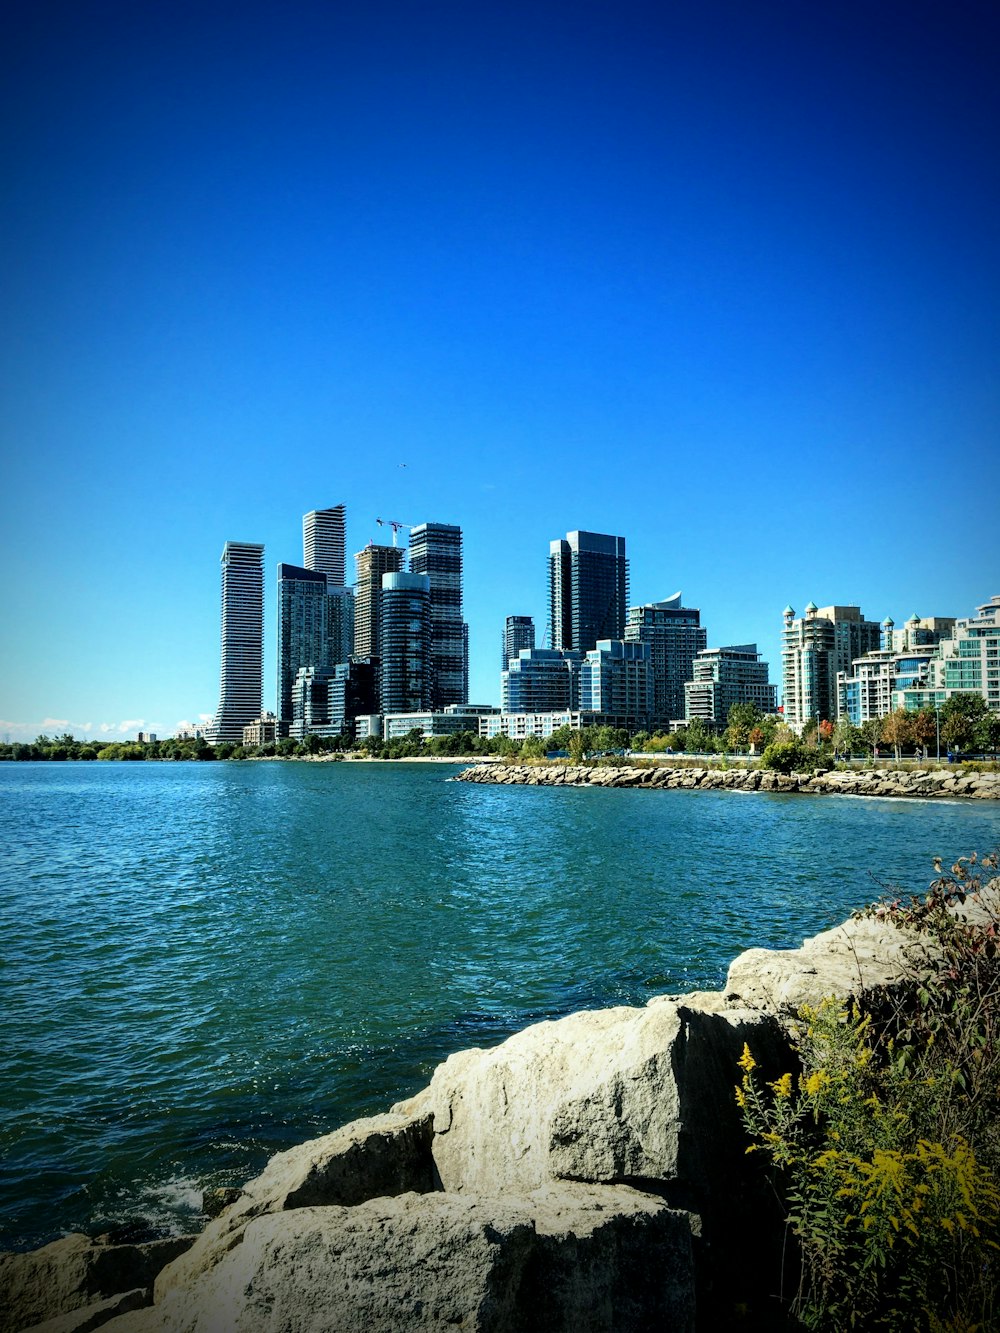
[42,718,70,729]
[118,719,145,733]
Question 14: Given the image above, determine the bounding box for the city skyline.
[2,1,998,740]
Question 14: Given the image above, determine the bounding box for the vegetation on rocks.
[738,853,1000,1331]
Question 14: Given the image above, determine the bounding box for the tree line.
[2,695,996,766]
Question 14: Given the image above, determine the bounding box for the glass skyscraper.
[409,522,468,707]
[206,541,265,744]
[277,563,354,729]
[502,615,535,670]
[379,571,433,714]
[548,530,628,653]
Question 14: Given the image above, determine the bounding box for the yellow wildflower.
[738,1043,756,1073]
[770,1072,794,1099]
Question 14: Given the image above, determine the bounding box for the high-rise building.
[781,603,882,730]
[206,541,264,744]
[379,572,433,714]
[624,594,707,728]
[548,530,629,652]
[502,615,535,670]
[684,644,777,726]
[408,522,468,707]
[354,543,405,660]
[303,506,346,582]
[578,640,654,729]
[277,564,354,729]
[502,647,582,713]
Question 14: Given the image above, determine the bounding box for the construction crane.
[375,518,412,547]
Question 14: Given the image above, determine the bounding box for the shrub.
[760,739,821,773]
[738,853,1000,1330]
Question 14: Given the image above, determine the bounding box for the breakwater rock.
[5,886,997,1331]
[454,761,1000,800]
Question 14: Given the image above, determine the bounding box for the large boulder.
[104,1185,695,1332]
[397,997,786,1203]
[154,1111,434,1301]
[0,1235,192,1333]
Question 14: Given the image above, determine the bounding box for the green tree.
[940,692,988,752]
[725,702,762,752]
[683,718,715,754]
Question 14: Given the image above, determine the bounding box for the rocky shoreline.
[6,879,994,1332]
[454,760,1000,800]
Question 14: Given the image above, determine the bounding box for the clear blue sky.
[2,0,998,739]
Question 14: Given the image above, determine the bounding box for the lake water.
[1,759,997,1251]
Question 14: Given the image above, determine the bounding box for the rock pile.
[454,761,1000,800]
[6,889,991,1331]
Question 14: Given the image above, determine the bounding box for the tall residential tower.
[624,594,706,728]
[354,543,405,660]
[206,541,265,744]
[303,506,346,582]
[409,521,468,707]
[549,530,628,653]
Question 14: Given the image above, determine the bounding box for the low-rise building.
[896,594,1000,714]
[383,706,500,741]
[242,713,277,746]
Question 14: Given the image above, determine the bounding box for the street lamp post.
[935,702,940,762]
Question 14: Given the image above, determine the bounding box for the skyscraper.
[303,506,346,582]
[277,564,354,729]
[354,543,405,660]
[379,571,433,714]
[781,603,882,730]
[502,615,535,670]
[206,541,264,744]
[548,530,628,652]
[624,594,707,728]
[409,522,468,706]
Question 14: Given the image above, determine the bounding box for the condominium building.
[549,530,629,652]
[781,603,882,730]
[290,662,376,740]
[578,640,654,729]
[624,594,707,728]
[277,563,354,729]
[897,594,1000,714]
[502,615,535,670]
[502,647,582,714]
[242,713,277,747]
[838,615,957,725]
[379,572,433,715]
[684,644,777,726]
[354,543,404,660]
[302,505,346,582]
[206,541,265,744]
[409,522,468,706]
[382,705,500,741]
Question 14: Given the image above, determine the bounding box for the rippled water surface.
[2,759,997,1249]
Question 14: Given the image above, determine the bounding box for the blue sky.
[2,0,998,739]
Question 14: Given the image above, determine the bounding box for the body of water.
[1,759,997,1250]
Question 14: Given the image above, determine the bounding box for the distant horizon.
[3,0,997,739]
